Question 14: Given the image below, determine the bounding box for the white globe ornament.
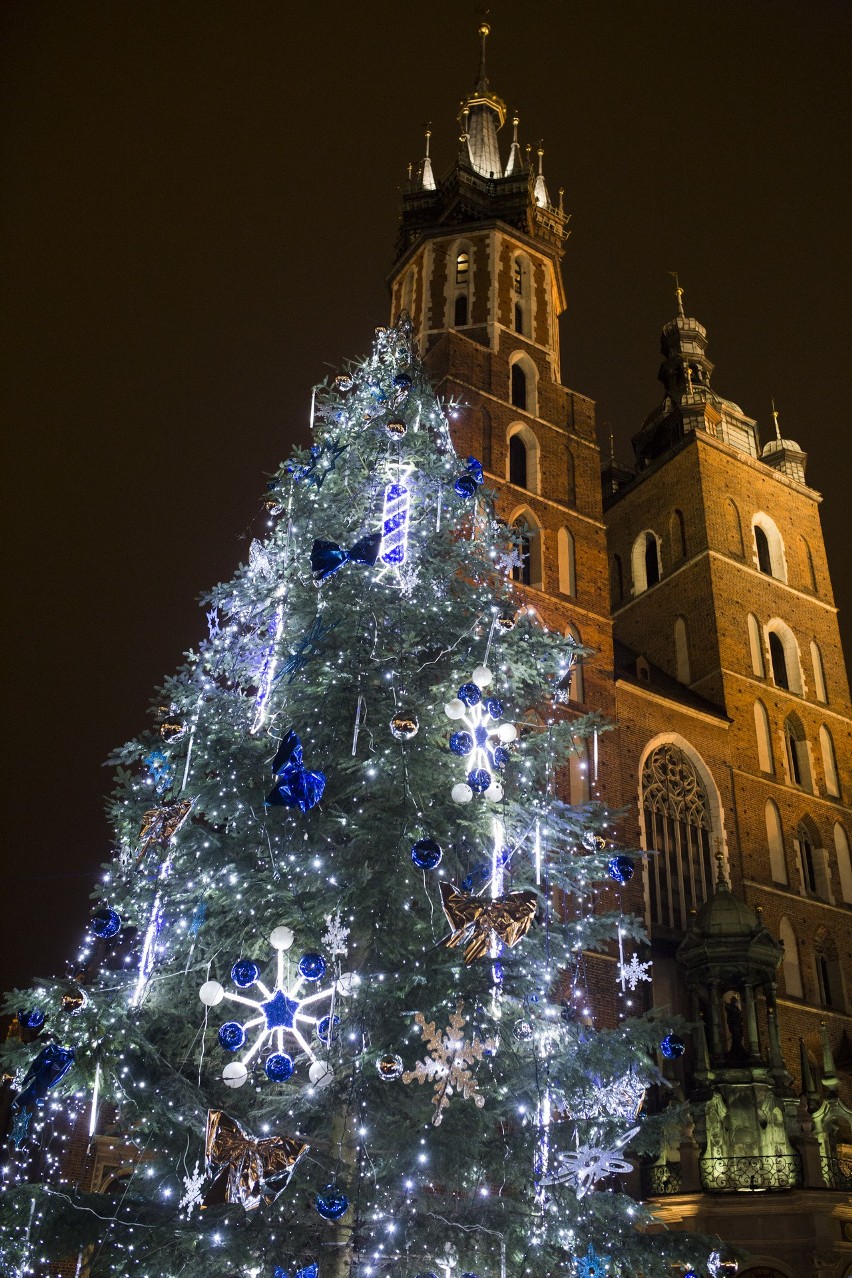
[471,665,493,688]
[222,1061,248,1088]
[444,699,466,720]
[485,781,504,802]
[270,925,294,951]
[497,723,517,743]
[199,980,224,1007]
[452,782,474,804]
[309,1060,334,1088]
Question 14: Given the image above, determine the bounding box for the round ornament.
[199,980,225,1007]
[231,959,260,988]
[444,699,466,719]
[309,1060,334,1088]
[485,782,504,802]
[393,373,412,391]
[513,1020,534,1042]
[218,1022,246,1052]
[457,682,482,707]
[91,909,121,940]
[485,697,503,719]
[454,473,477,499]
[452,783,473,804]
[467,768,492,793]
[497,723,517,743]
[390,711,419,741]
[222,1061,248,1088]
[385,417,407,440]
[377,1052,404,1081]
[335,375,353,392]
[18,1008,45,1030]
[414,1271,439,1278]
[265,1053,295,1082]
[315,1185,349,1221]
[461,1272,481,1278]
[471,665,492,688]
[492,746,510,769]
[582,831,606,852]
[62,989,86,1016]
[607,855,635,884]
[496,608,516,632]
[684,1272,700,1278]
[298,953,327,982]
[411,838,442,870]
[660,1033,686,1060]
[449,731,474,756]
[270,926,295,951]
[317,1014,340,1044]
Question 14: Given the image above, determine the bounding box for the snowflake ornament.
[444,667,517,804]
[574,1244,611,1278]
[322,908,350,959]
[199,926,357,1088]
[249,539,273,579]
[569,1072,646,1122]
[402,1001,496,1126]
[618,952,653,992]
[179,1160,206,1212]
[542,1126,638,1197]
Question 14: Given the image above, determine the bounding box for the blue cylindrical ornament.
[411,838,442,870]
[298,953,326,982]
[231,958,260,988]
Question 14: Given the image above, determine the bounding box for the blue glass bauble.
[449,731,474,756]
[315,1185,349,1221]
[91,909,121,939]
[461,874,474,891]
[317,1014,340,1044]
[18,1008,45,1030]
[607,855,635,884]
[265,1052,295,1082]
[411,838,442,870]
[274,1268,287,1278]
[296,1267,319,1278]
[473,861,490,880]
[393,373,412,391]
[461,1272,481,1278]
[457,682,482,707]
[467,768,492,793]
[231,958,260,988]
[485,697,503,719]
[218,1022,246,1052]
[493,746,510,769]
[660,1033,686,1059]
[454,473,477,499]
[414,1272,439,1278]
[684,1271,700,1278]
[299,953,326,982]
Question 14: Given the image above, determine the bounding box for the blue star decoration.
[574,1244,611,1278]
[277,616,340,685]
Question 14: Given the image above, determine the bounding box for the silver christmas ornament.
[390,711,419,741]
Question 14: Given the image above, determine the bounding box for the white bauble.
[471,665,493,688]
[497,723,518,743]
[199,980,224,1007]
[485,782,504,802]
[309,1060,334,1088]
[270,925,295,951]
[444,699,466,720]
[452,783,474,804]
[222,1062,248,1088]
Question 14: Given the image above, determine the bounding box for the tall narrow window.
[513,258,523,294]
[748,613,765,677]
[514,302,524,334]
[815,932,844,1010]
[834,823,852,903]
[669,509,687,561]
[765,799,787,884]
[811,641,827,703]
[674,616,690,684]
[785,714,811,790]
[511,363,527,410]
[509,434,527,488]
[632,531,661,595]
[769,631,789,688]
[511,519,532,586]
[557,527,576,597]
[779,918,803,997]
[611,555,623,605]
[644,533,660,587]
[754,700,773,774]
[642,744,715,931]
[454,294,468,326]
[456,251,469,284]
[755,524,772,574]
[820,725,840,797]
[799,825,818,894]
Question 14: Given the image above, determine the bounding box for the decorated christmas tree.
[1,317,716,1278]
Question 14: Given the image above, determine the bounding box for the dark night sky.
[1,2,850,995]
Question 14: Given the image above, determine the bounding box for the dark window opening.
[612,554,624,604]
[509,434,528,488]
[513,260,522,294]
[514,302,524,334]
[456,252,469,284]
[644,534,660,587]
[755,525,772,575]
[801,832,817,894]
[512,523,532,586]
[769,632,789,689]
[818,955,834,1007]
[454,294,468,326]
[511,363,527,410]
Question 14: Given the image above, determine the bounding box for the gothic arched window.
[454,294,468,326]
[456,251,469,284]
[511,517,534,586]
[768,631,788,688]
[511,363,527,410]
[755,524,772,575]
[642,744,714,931]
[509,434,528,488]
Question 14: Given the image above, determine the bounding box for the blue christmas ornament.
[493,746,510,769]
[310,532,382,582]
[295,1268,318,1278]
[298,953,327,982]
[474,725,488,747]
[457,682,482,707]
[91,908,121,940]
[573,1244,611,1278]
[684,1272,700,1278]
[411,838,442,870]
[485,697,503,719]
[465,456,484,485]
[460,1272,481,1278]
[453,473,477,499]
[265,1052,295,1082]
[315,1185,349,1221]
[13,1044,75,1113]
[18,1009,45,1031]
[218,1022,246,1051]
[449,731,474,756]
[467,768,492,793]
[393,372,412,390]
[414,1272,439,1278]
[266,729,326,813]
[461,874,474,891]
[607,855,635,884]
[231,958,260,988]
[317,1014,340,1044]
[660,1033,686,1059]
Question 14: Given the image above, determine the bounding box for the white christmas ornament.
[471,665,492,687]
[178,1160,206,1212]
[222,1061,248,1089]
[309,1060,334,1088]
[543,1127,638,1197]
[199,980,225,1007]
[444,699,466,720]
[452,783,474,804]
[270,926,294,951]
[322,907,350,959]
[485,782,504,802]
[618,952,653,992]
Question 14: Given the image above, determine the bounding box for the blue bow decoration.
[310,532,382,581]
[12,1044,75,1144]
[265,730,326,813]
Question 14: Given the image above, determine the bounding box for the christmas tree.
[1,316,715,1278]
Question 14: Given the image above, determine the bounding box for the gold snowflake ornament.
[402,1001,496,1126]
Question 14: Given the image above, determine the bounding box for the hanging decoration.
[568,1072,646,1122]
[390,709,419,740]
[287,438,347,488]
[411,837,442,870]
[198,926,355,1087]
[135,798,194,865]
[90,908,122,940]
[310,532,382,582]
[204,1109,308,1210]
[572,1244,611,1278]
[377,1052,404,1081]
[439,881,537,963]
[178,1160,206,1212]
[402,1001,496,1126]
[321,907,350,960]
[278,616,340,686]
[607,854,635,883]
[17,1009,45,1031]
[380,468,413,567]
[314,1185,350,1221]
[708,1251,739,1278]
[444,667,516,803]
[143,748,174,792]
[265,730,326,813]
[10,1044,75,1145]
[541,1126,638,1197]
[660,1033,686,1059]
[453,455,485,499]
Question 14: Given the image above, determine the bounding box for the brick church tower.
[388,27,852,1277]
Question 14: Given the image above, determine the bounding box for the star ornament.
[542,1127,638,1198]
[574,1244,611,1278]
[199,926,358,1088]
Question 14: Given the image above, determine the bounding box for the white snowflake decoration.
[444,667,517,803]
[402,1001,496,1126]
[179,1160,206,1212]
[249,539,272,578]
[322,907,350,959]
[570,1072,646,1122]
[542,1126,638,1198]
[199,925,357,1087]
[618,952,653,992]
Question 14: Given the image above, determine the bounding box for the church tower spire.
[457,20,506,178]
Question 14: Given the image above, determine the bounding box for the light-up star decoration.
[444,666,517,803]
[199,926,357,1088]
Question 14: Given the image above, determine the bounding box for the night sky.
[2,2,850,995]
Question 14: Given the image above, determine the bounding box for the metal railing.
[640,1163,683,1196]
[700,1153,801,1192]
[821,1154,852,1191]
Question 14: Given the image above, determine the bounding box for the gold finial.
[713,838,729,888]
[424,125,431,156]
[668,270,685,318]
[608,428,615,462]
[537,140,544,174]
[558,186,564,213]
[685,364,694,394]
[407,162,412,181]
[771,396,782,441]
